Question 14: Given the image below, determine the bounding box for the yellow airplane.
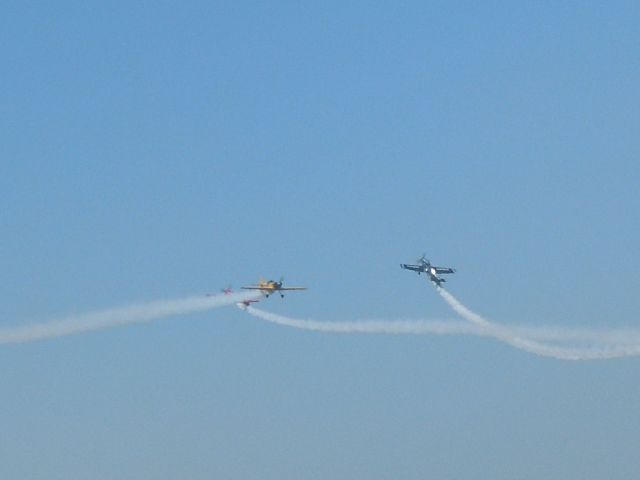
[241,277,307,298]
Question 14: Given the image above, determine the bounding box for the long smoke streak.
[244,304,640,361]
[244,305,640,345]
[244,306,484,335]
[435,287,640,360]
[0,291,261,344]
[6,286,639,360]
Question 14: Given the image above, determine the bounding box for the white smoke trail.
[244,305,640,346]
[509,326,640,346]
[244,305,640,345]
[435,287,640,360]
[0,291,261,344]
[244,306,484,335]
[243,304,640,361]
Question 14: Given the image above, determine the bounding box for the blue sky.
[2,2,640,478]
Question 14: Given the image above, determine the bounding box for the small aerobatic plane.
[206,286,234,297]
[400,254,455,287]
[241,277,307,298]
[214,286,261,308]
[237,298,260,309]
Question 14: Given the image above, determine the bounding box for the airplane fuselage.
[256,280,283,297]
[241,278,307,298]
[400,257,454,287]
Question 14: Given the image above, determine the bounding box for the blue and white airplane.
[400,254,455,287]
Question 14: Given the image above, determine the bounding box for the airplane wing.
[400,263,422,272]
[278,287,307,291]
[241,286,265,290]
[433,267,455,274]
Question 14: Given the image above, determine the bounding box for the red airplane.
[214,286,260,308]
[206,286,233,297]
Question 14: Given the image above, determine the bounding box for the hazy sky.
[2,2,640,479]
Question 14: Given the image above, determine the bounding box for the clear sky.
[2,1,640,478]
